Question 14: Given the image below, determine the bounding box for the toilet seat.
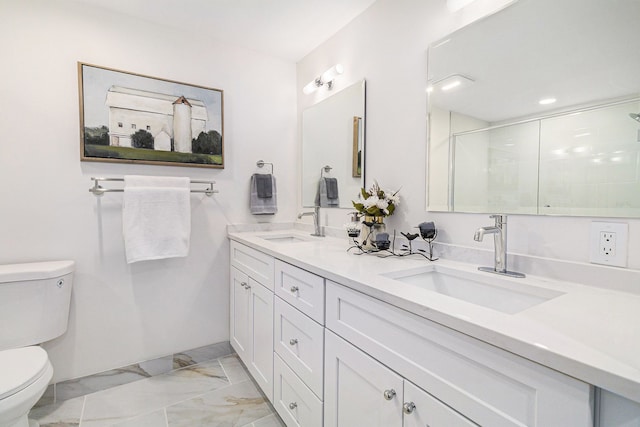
[0,347,49,400]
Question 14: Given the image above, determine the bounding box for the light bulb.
[303,79,319,94]
[320,64,344,83]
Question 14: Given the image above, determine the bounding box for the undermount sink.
[382,265,564,314]
[258,233,314,244]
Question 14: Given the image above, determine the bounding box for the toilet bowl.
[0,347,53,427]
[0,261,74,427]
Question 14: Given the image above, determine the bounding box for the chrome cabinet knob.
[383,389,396,400]
[289,338,299,345]
[403,402,416,414]
[290,285,299,293]
[289,402,298,410]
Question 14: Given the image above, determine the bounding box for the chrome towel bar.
[89,177,218,197]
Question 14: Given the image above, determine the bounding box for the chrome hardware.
[241,282,251,289]
[290,286,299,293]
[289,402,298,410]
[474,214,525,278]
[289,338,299,345]
[383,389,396,400]
[57,279,64,288]
[297,205,324,237]
[403,402,416,414]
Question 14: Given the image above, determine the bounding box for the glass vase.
[362,215,386,250]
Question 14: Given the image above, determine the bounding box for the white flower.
[386,193,400,206]
[362,195,379,209]
[376,199,389,210]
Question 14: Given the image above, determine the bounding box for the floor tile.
[110,409,168,427]
[166,381,271,427]
[81,360,229,426]
[219,354,251,384]
[29,395,84,426]
[250,414,287,427]
[174,342,233,369]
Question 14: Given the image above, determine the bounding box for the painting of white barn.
[79,63,224,168]
[105,87,207,153]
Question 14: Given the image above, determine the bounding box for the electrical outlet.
[590,222,628,267]
[599,232,616,257]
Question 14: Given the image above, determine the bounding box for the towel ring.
[256,160,274,175]
[321,165,332,178]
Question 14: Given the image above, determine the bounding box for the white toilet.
[0,260,74,427]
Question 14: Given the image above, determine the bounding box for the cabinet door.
[230,266,250,361]
[247,278,274,402]
[325,331,403,427]
[403,381,478,427]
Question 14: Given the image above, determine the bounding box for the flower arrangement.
[352,181,400,218]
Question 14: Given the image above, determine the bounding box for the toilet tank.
[0,260,74,351]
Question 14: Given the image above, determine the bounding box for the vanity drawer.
[230,241,274,290]
[325,281,593,427]
[274,353,323,427]
[274,297,324,398]
[275,260,325,324]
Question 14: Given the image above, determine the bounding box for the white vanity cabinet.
[227,235,639,427]
[229,241,275,402]
[325,281,594,427]
[272,260,326,427]
[325,330,477,427]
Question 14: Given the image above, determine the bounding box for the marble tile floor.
[29,352,285,427]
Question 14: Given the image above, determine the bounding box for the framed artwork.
[352,116,362,177]
[78,62,224,168]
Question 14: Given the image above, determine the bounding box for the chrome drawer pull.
[383,389,396,400]
[403,402,416,414]
[289,402,298,410]
[240,282,249,289]
[290,285,299,293]
[289,338,299,345]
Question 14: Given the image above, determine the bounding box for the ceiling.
[428,0,640,123]
[70,0,377,62]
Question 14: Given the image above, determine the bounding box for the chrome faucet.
[298,206,324,237]
[474,214,525,278]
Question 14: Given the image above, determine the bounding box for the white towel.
[122,175,191,264]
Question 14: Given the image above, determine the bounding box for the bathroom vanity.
[228,228,640,427]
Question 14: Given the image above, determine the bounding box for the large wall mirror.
[302,80,365,208]
[427,0,640,217]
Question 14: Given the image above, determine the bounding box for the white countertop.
[228,228,640,403]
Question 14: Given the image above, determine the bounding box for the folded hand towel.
[123,175,191,264]
[250,174,277,215]
[315,177,340,207]
[254,174,273,198]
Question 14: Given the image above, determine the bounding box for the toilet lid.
[0,346,50,400]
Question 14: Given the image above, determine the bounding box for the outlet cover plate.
[590,222,628,267]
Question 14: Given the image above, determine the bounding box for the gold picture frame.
[78,62,224,168]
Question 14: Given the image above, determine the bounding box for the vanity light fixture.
[303,64,344,94]
[539,97,557,105]
[427,74,474,93]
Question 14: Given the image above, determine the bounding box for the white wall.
[297,0,640,274]
[0,0,297,381]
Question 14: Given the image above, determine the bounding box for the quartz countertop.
[228,228,640,403]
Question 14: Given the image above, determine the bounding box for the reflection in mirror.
[427,0,640,217]
[302,80,365,208]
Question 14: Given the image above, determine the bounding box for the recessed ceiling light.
[539,97,557,105]
[428,74,475,93]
